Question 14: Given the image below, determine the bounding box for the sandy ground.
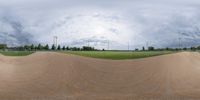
[0,52,200,100]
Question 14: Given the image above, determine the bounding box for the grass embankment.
[62,51,174,60]
[0,51,34,56]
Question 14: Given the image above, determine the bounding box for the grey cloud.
[0,15,34,46]
[1,0,200,49]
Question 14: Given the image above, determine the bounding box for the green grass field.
[0,51,34,56]
[62,51,174,60]
[0,50,174,58]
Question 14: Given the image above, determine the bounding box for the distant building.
[0,44,7,50]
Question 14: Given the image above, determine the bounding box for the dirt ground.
[0,52,200,100]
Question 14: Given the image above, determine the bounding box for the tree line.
[2,43,200,51]
[134,46,200,51]
[6,44,96,51]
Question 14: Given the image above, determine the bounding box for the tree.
[166,47,169,51]
[142,46,145,51]
[148,46,154,51]
[57,45,61,50]
[62,46,66,50]
[197,46,200,50]
[82,46,95,51]
[30,44,34,51]
[51,44,56,50]
[0,44,7,50]
[71,47,81,51]
[37,44,43,50]
[44,44,49,50]
[183,47,187,50]
[66,46,70,50]
[34,46,38,51]
[191,47,196,51]
[24,45,30,51]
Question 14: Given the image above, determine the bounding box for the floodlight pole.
[56,36,58,47]
[178,32,183,49]
[128,41,130,51]
[178,37,181,49]
[87,40,90,47]
[146,41,149,49]
[107,40,110,50]
[95,41,98,48]
[53,36,55,46]
[53,36,58,48]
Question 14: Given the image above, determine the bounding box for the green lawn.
[0,51,34,56]
[61,51,174,60]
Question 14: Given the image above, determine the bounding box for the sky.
[0,0,200,50]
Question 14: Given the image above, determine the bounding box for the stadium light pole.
[107,40,110,50]
[53,36,55,46]
[146,41,149,49]
[128,41,130,51]
[178,37,181,49]
[95,41,98,49]
[87,40,90,47]
[178,32,183,49]
[53,36,58,48]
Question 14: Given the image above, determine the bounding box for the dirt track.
[0,52,200,100]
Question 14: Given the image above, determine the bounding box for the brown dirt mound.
[0,52,200,100]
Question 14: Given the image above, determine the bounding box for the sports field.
[62,51,174,60]
[0,51,34,56]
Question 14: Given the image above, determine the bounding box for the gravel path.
[0,52,200,100]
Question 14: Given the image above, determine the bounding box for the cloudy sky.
[0,0,200,50]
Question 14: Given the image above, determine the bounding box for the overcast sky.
[0,0,200,50]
